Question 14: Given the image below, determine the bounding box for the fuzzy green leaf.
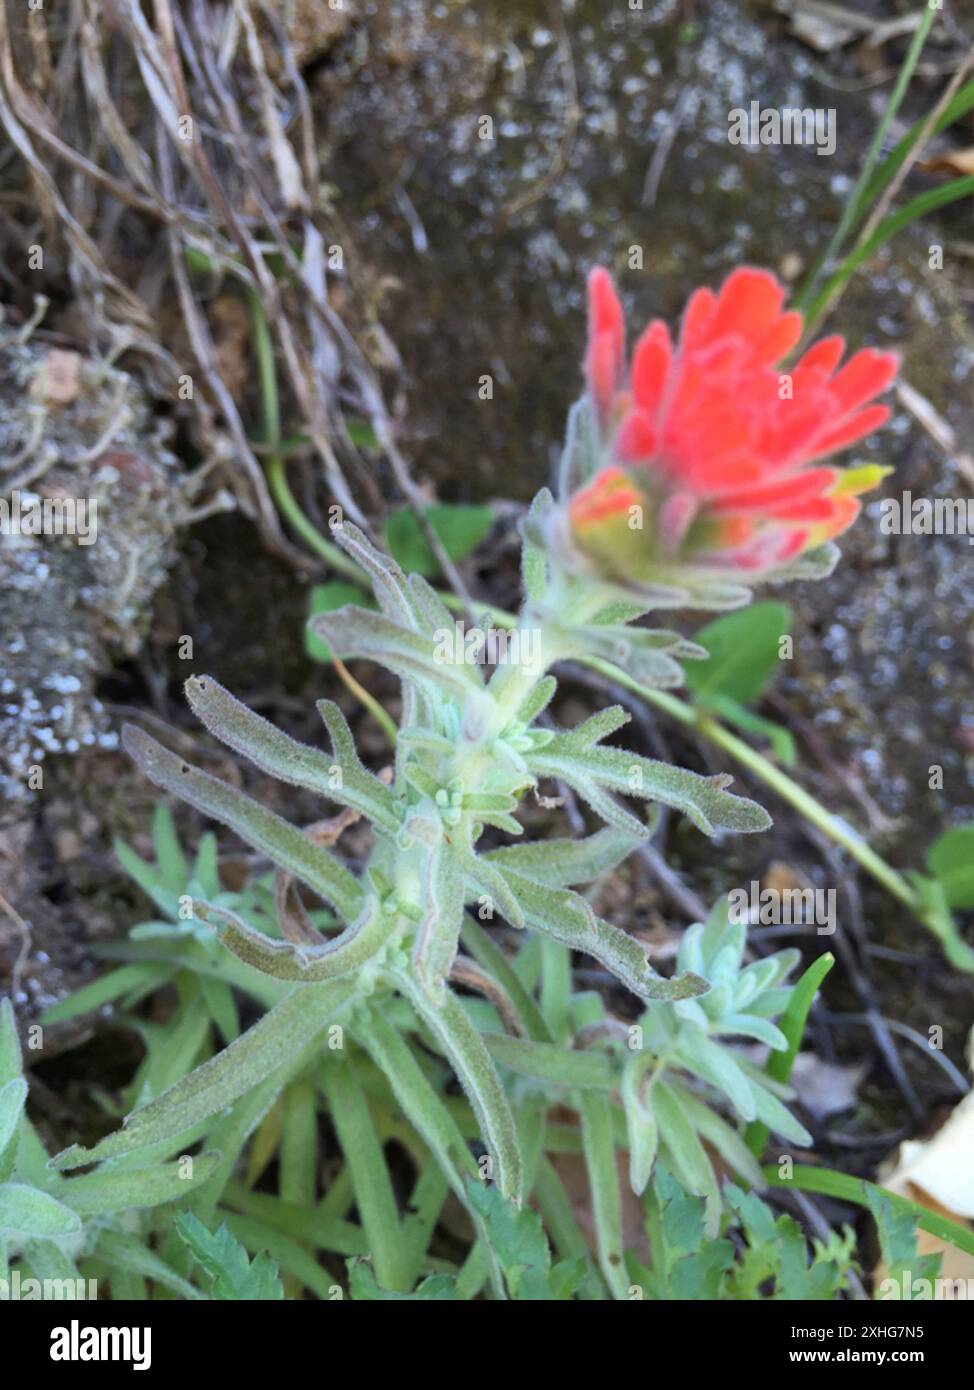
[185,676,397,833]
[53,979,355,1169]
[578,1090,628,1299]
[516,675,557,726]
[310,607,480,698]
[484,1034,615,1089]
[96,1229,204,1300]
[0,1079,27,1182]
[328,521,417,628]
[122,725,363,922]
[497,867,707,1002]
[175,1211,284,1299]
[654,1081,721,1231]
[194,896,395,983]
[61,1152,221,1214]
[621,1052,659,1195]
[412,840,466,1004]
[355,1009,480,1200]
[529,736,771,838]
[0,999,21,1084]
[484,826,642,890]
[0,1182,82,1239]
[395,972,522,1202]
[321,1055,411,1293]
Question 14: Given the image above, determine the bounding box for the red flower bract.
[569,266,898,578]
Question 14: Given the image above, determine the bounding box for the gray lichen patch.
[0,331,182,802]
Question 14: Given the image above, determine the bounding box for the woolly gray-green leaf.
[0,1078,27,1182]
[528,738,771,837]
[395,972,522,1203]
[717,1013,788,1051]
[462,852,525,931]
[578,1089,628,1299]
[0,999,21,1084]
[0,1182,82,1239]
[311,607,480,698]
[746,1076,812,1147]
[194,897,395,983]
[406,572,455,636]
[484,1034,615,1089]
[672,1033,757,1122]
[122,725,363,922]
[497,867,707,1002]
[412,841,466,1005]
[557,704,631,750]
[675,1088,764,1190]
[195,895,394,984]
[96,1229,205,1300]
[484,826,642,890]
[516,674,557,726]
[355,1009,479,1202]
[560,627,688,689]
[52,979,355,1169]
[61,1152,221,1214]
[520,488,554,602]
[315,699,400,829]
[185,676,397,833]
[654,1081,721,1227]
[327,521,417,628]
[621,1053,659,1196]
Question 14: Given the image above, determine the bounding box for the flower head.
[568,267,898,585]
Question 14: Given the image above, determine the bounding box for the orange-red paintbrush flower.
[569,267,898,584]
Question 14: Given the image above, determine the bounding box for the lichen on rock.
[0,331,182,802]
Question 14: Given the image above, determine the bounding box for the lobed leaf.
[186,676,397,833]
[528,739,771,837]
[123,725,363,922]
[498,867,707,1002]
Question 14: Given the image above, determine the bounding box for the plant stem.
[763,1164,974,1260]
[598,664,921,913]
[245,452,946,954]
[247,282,363,582]
[332,657,398,746]
[248,286,396,746]
[264,453,363,578]
[795,3,938,323]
